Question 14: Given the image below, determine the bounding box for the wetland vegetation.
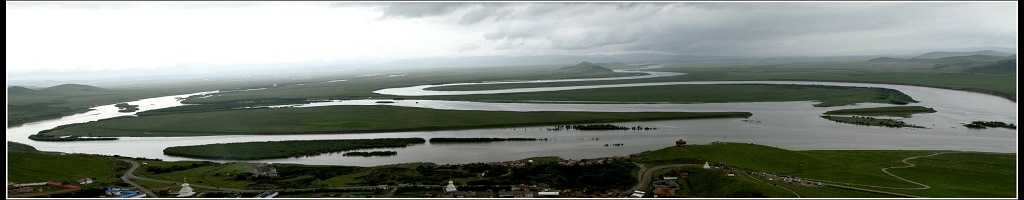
[343,151,398,157]
[962,121,1017,130]
[41,105,751,137]
[820,116,926,128]
[823,106,937,118]
[163,138,426,160]
[423,84,918,107]
[428,138,541,143]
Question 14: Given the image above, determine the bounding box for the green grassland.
[635,143,1015,197]
[422,84,918,107]
[44,105,751,137]
[7,105,92,128]
[823,106,937,118]
[7,152,123,184]
[9,64,615,127]
[430,61,1016,99]
[180,64,643,104]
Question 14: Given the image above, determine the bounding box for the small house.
[675,139,687,147]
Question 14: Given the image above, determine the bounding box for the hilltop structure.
[176,178,195,197]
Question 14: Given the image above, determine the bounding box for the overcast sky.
[6,2,1018,82]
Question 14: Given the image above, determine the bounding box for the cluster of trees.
[343,151,398,157]
[114,103,139,112]
[145,162,214,174]
[963,121,1017,129]
[548,124,655,131]
[429,138,539,143]
[163,138,426,160]
[505,160,638,192]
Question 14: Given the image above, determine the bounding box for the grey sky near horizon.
[6,2,1018,83]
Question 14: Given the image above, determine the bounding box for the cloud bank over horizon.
[6,2,1017,82]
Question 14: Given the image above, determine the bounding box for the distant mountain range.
[915,50,1015,59]
[868,51,1016,74]
[7,84,108,95]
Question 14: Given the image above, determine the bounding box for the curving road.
[631,163,701,192]
[119,159,160,198]
[802,152,954,190]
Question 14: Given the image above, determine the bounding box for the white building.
[176,178,195,198]
[703,162,711,169]
[444,181,458,193]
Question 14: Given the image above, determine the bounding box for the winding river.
[6,66,1017,166]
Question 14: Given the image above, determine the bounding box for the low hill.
[866,57,931,62]
[558,61,614,73]
[8,141,40,153]
[916,50,1014,59]
[7,86,37,95]
[964,59,1016,74]
[41,84,106,92]
[933,54,1010,64]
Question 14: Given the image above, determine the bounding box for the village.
[7,140,914,198]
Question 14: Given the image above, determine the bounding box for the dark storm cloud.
[394,2,1016,56]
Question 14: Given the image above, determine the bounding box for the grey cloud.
[7,2,318,10]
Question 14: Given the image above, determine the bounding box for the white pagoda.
[444,180,458,193]
[176,178,195,198]
[703,162,711,169]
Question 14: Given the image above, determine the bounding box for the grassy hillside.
[558,61,615,73]
[43,105,751,137]
[963,59,1016,74]
[916,50,1014,59]
[7,142,124,184]
[635,143,1016,198]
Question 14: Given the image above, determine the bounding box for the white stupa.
[703,162,711,169]
[176,178,195,197]
[444,180,458,193]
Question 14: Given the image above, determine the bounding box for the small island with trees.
[821,115,926,128]
[823,106,937,118]
[963,121,1016,130]
[114,103,140,113]
[343,151,398,157]
[548,124,657,131]
[163,138,426,160]
[429,138,541,143]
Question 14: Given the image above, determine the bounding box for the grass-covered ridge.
[425,84,917,107]
[163,138,426,160]
[43,105,751,137]
[823,106,937,118]
[634,142,1016,198]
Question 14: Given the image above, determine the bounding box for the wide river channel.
[6,67,1017,166]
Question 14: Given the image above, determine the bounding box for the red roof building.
[61,184,79,189]
[675,139,687,147]
[653,187,675,196]
[46,182,62,187]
